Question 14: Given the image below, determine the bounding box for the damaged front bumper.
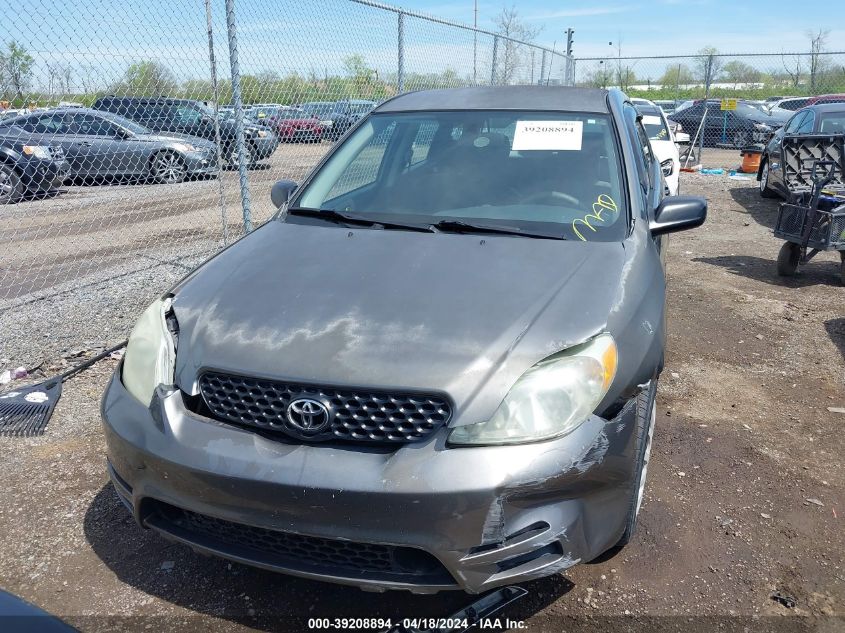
[101,370,641,594]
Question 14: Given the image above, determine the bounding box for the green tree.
[659,63,694,88]
[722,60,761,88]
[493,6,541,85]
[111,61,178,96]
[1,41,35,101]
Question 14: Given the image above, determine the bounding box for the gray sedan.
[0,108,217,184]
[102,86,706,594]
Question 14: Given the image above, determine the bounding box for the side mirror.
[271,179,298,209]
[674,131,691,144]
[650,196,707,236]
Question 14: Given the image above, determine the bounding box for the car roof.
[801,103,845,114]
[376,86,610,114]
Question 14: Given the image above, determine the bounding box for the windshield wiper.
[430,219,567,240]
[286,208,433,232]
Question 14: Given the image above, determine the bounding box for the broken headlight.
[448,334,618,446]
[122,298,177,406]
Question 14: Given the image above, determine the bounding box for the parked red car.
[263,107,323,143]
[804,94,845,107]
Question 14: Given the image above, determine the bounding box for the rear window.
[295,110,627,242]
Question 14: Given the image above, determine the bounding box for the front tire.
[759,158,777,198]
[615,380,658,548]
[776,241,801,276]
[228,143,255,169]
[0,164,23,204]
[150,151,186,184]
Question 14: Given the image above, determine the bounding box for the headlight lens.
[257,130,269,137]
[122,298,177,406]
[448,334,618,446]
[171,142,196,153]
[661,158,674,176]
[22,145,51,159]
[753,123,772,132]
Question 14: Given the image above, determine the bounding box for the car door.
[68,113,133,176]
[769,111,807,192]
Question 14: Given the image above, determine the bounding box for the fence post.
[491,36,499,85]
[397,12,405,93]
[204,0,229,246]
[224,0,253,234]
[540,50,546,86]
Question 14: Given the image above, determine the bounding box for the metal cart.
[773,134,845,284]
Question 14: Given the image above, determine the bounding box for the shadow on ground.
[728,185,781,229]
[694,254,842,287]
[825,318,845,363]
[83,484,574,631]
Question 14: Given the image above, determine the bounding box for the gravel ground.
[1,150,843,632]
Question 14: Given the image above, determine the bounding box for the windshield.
[294,110,627,242]
[97,112,149,134]
[634,107,670,141]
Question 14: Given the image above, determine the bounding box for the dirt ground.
[1,160,844,632]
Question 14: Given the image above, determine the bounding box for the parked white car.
[766,97,811,118]
[633,99,681,195]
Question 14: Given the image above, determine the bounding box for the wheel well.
[148,149,180,171]
[756,154,767,180]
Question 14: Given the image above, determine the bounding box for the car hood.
[171,221,627,426]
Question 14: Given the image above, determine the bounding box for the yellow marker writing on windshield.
[572,194,619,241]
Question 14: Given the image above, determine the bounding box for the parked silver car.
[0,108,217,183]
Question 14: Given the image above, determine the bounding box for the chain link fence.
[574,52,845,165]
[3,1,845,368]
[0,0,567,367]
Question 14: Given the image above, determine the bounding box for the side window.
[28,114,68,134]
[325,121,396,199]
[796,111,815,134]
[623,104,650,211]
[71,114,117,136]
[785,112,806,134]
[173,105,202,125]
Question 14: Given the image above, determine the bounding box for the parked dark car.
[0,126,69,203]
[102,86,707,594]
[0,108,217,184]
[758,103,845,198]
[93,96,279,167]
[324,99,377,139]
[668,99,789,148]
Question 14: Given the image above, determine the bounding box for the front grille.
[147,501,454,585]
[197,371,451,444]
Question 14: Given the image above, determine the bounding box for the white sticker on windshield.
[642,115,663,125]
[512,120,583,151]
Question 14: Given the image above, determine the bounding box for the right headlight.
[661,158,674,177]
[22,145,51,159]
[448,334,618,446]
[122,298,177,406]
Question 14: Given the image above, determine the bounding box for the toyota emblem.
[286,398,331,434]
